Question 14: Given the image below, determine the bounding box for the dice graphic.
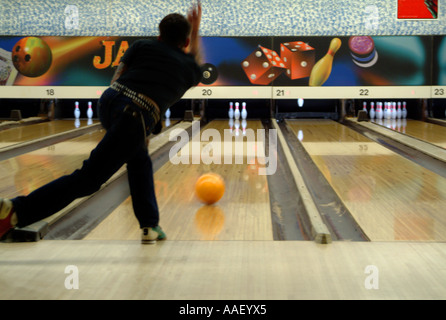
[280,41,315,80]
[241,45,286,85]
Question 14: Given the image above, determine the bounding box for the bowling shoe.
[0,198,17,239]
[141,226,167,244]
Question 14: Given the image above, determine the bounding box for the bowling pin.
[165,108,171,119]
[397,102,402,119]
[376,102,383,120]
[229,118,234,133]
[234,119,240,136]
[369,102,375,119]
[402,102,407,119]
[242,119,247,135]
[241,102,247,120]
[391,119,397,130]
[362,102,368,115]
[228,102,234,119]
[385,102,391,120]
[74,101,80,119]
[87,101,93,119]
[391,102,396,120]
[234,102,240,120]
[309,38,342,86]
[297,98,304,107]
[297,130,304,141]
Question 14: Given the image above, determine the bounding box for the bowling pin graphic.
[228,102,234,119]
[309,38,342,86]
[74,101,80,119]
[370,102,375,120]
[87,101,93,119]
[241,102,247,120]
[234,102,240,120]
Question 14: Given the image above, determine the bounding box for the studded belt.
[110,82,161,124]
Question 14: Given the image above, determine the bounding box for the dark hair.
[159,13,191,47]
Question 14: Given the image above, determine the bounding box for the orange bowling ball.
[195,173,225,205]
[12,37,52,77]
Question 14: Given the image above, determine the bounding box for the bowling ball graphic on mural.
[200,63,218,85]
[12,37,52,77]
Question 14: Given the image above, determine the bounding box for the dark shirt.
[117,39,202,113]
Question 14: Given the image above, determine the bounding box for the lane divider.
[272,119,332,244]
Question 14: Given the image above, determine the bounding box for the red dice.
[280,41,315,80]
[241,45,286,85]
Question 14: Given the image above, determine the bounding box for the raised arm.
[187,0,202,65]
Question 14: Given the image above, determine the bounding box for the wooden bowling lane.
[0,119,99,150]
[0,128,107,199]
[286,119,446,241]
[85,120,273,241]
[373,119,446,149]
[1,240,446,299]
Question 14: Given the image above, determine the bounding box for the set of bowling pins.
[74,101,94,119]
[228,102,248,120]
[362,101,407,120]
[228,102,248,136]
[74,101,94,127]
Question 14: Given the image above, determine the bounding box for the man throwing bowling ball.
[0,1,203,244]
